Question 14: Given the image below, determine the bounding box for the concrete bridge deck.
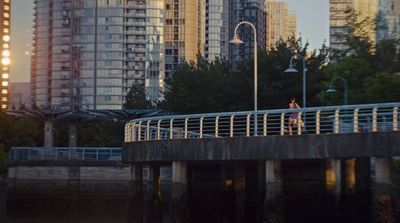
[123,131,400,162]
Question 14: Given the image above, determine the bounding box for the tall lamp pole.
[326,76,348,105]
[230,21,258,136]
[285,54,307,108]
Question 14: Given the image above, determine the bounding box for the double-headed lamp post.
[230,21,258,136]
[326,76,348,105]
[285,54,307,108]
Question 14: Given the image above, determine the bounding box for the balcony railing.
[9,147,121,161]
[125,102,400,142]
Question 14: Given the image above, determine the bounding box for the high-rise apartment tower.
[265,0,297,49]
[31,0,164,110]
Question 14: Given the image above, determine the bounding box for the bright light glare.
[1,58,10,65]
[2,35,9,42]
[2,50,10,57]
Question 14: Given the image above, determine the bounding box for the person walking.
[288,97,301,135]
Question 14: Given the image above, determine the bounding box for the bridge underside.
[123,132,400,162]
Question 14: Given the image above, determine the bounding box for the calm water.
[2,161,400,223]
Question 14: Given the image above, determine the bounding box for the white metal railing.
[10,147,122,161]
[124,102,400,142]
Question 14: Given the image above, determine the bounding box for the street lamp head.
[229,34,244,45]
[326,87,337,93]
[284,64,298,73]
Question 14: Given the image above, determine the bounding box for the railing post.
[55,148,58,160]
[200,117,204,138]
[280,113,285,136]
[131,122,137,142]
[215,116,219,138]
[263,113,268,136]
[334,109,340,134]
[230,115,234,137]
[297,112,302,135]
[184,118,188,139]
[354,109,359,133]
[96,149,99,161]
[170,119,174,139]
[157,120,161,140]
[138,121,142,142]
[316,111,321,135]
[372,107,378,132]
[394,107,398,131]
[146,120,151,140]
[246,114,251,137]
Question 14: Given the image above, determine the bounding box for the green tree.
[364,72,400,103]
[161,38,330,113]
[124,84,151,109]
[162,57,252,113]
[0,112,42,151]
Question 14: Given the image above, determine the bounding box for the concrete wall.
[7,161,130,197]
[123,132,400,162]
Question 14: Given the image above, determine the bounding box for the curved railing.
[9,147,122,161]
[124,102,400,142]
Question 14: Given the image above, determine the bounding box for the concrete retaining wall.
[123,132,400,162]
[7,161,130,197]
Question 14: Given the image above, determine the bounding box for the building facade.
[8,82,31,110]
[376,0,400,41]
[164,0,205,78]
[288,12,297,39]
[329,0,380,51]
[32,0,164,110]
[0,0,10,111]
[265,0,297,49]
[228,0,266,63]
[205,0,229,61]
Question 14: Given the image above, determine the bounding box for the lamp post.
[230,21,258,136]
[285,54,307,108]
[326,76,348,105]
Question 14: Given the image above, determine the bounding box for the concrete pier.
[145,164,162,223]
[128,164,144,223]
[264,160,283,223]
[221,163,235,223]
[372,158,395,222]
[171,161,189,222]
[326,159,341,199]
[344,158,356,194]
[234,164,246,223]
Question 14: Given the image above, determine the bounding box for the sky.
[10,0,329,83]
[10,0,34,82]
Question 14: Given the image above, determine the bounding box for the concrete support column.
[128,164,144,223]
[221,163,234,223]
[257,160,266,222]
[264,160,283,223]
[372,158,395,222]
[145,164,162,223]
[68,123,78,147]
[326,159,341,199]
[68,167,80,222]
[344,158,356,194]
[44,119,54,147]
[234,163,246,223]
[171,161,189,222]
